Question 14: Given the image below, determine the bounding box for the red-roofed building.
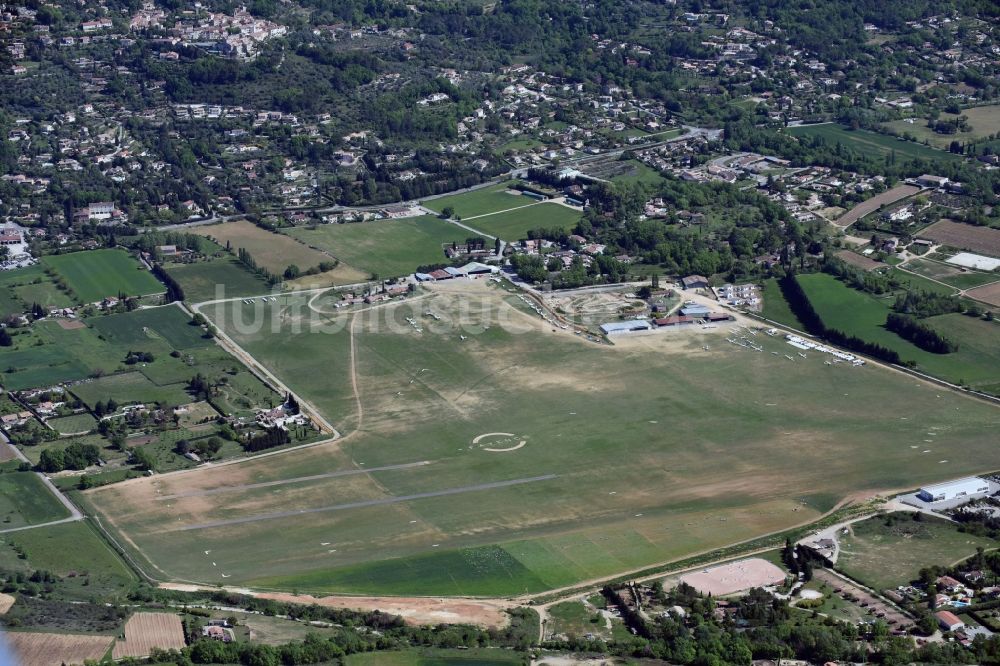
[935,610,965,632]
[653,315,694,327]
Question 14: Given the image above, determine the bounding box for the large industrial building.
[917,477,990,503]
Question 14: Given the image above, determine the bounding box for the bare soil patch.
[679,557,786,596]
[56,318,86,330]
[112,611,186,659]
[835,249,882,271]
[256,592,512,627]
[965,281,1000,307]
[920,219,1000,257]
[0,592,15,614]
[835,185,920,228]
[6,631,114,666]
[0,441,19,462]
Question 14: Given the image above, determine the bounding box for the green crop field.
[462,203,582,242]
[165,258,271,304]
[284,217,473,278]
[0,472,71,529]
[85,283,1000,597]
[42,250,164,304]
[90,304,211,351]
[0,319,122,391]
[837,515,995,591]
[796,273,1000,394]
[423,182,533,219]
[786,124,962,163]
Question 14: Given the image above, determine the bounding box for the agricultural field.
[41,250,164,304]
[795,273,1000,394]
[423,181,532,219]
[608,160,667,186]
[901,258,999,290]
[836,515,995,591]
[4,631,115,666]
[284,216,474,278]
[164,257,271,304]
[192,220,334,275]
[0,304,212,393]
[920,219,1000,257]
[830,185,920,229]
[785,124,962,163]
[883,104,1000,149]
[0,472,71,529]
[461,203,582,242]
[112,612,186,659]
[85,281,1000,597]
[966,282,1000,307]
[834,250,882,271]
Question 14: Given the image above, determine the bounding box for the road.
[0,431,84,534]
[175,474,559,532]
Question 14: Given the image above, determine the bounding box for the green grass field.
[837,515,995,591]
[284,217,474,278]
[0,264,71,317]
[0,520,138,600]
[796,273,1000,394]
[85,284,1000,596]
[461,203,582,242]
[70,372,192,409]
[0,472,71,529]
[90,304,211,351]
[47,412,97,435]
[423,182,532,219]
[42,250,164,303]
[786,124,963,163]
[164,258,271,304]
[761,278,805,330]
[883,105,1000,149]
[0,307,212,392]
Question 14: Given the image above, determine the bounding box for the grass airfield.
[84,281,1000,596]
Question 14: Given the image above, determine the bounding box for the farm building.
[916,174,949,189]
[459,261,499,275]
[917,477,989,503]
[680,304,712,318]
[654,315,694,327]
[600,320,652,335]
[682,275,709,290]
[935,610,965,632]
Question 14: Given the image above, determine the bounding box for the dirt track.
[159,583,512,627]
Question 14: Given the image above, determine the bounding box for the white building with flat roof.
[917,477,989,503]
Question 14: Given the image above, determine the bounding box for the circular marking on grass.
[471,432,527,452]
